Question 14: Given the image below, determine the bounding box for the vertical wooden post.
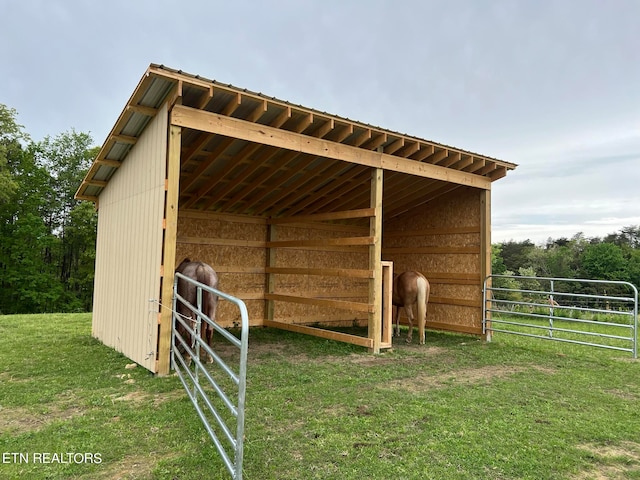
[480,188,492,341]
[266,223,277,322]
[380,260,394,348]
[368,167,383,353]
[157,124,181,375]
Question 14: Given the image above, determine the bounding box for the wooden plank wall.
[382,186,484,335]
[267,210,372,327]
[175,188,485,338]
[176,210,268,327]
[92,105,168,371]
[175,209,373,329]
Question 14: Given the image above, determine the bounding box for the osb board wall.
[176,211,267,327]
[175,211,373,328]
[382,186,484,334]
[272,223,370,325]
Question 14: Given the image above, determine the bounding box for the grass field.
[1,313,640,479]
[488,308,637,355]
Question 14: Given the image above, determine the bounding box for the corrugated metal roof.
[76,64,516,222]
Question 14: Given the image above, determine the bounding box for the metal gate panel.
[172,272,249,480]
[483,275,638,358]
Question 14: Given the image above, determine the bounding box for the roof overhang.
[76,64,516,221]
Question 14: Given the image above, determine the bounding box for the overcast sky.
[2,0,638,244]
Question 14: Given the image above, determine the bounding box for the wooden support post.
[381,261,394,348]
[368,167,383,353]
[480,188,492,342]
[266,223,277,322]
[157,125,181,375]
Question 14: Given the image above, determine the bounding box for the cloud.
[1,0,639,246]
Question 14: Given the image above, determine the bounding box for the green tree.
[0,105,25,204]
[625,249,640,289]
[32,133,96,292]
[499,240,536,272]
[0,105,97,313]
[491,243,507,274]
[605,225,640,249]
[580,243,626,281]
[65,201,97,311]
[0,131,62,313]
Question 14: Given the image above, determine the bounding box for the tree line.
[0,104,97,314]
[1,102,638,314]
[493,228,640,288]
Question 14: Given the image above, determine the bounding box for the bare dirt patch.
[573,442,640,479]
[77,453,162,480]
[380,364,555,392]
[0,402,85,434]
[604,388,639,401]
[0,371,29,383]
[109,389,185,407]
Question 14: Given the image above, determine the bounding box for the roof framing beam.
[170,105,491,190]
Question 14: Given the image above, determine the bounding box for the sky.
[1,0,639,245]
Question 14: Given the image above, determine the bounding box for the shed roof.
[76,64,516,221]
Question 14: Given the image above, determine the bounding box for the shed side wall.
[92,105,168,371]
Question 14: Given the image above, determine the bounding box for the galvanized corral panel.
[92,104,168,372]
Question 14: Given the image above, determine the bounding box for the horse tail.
[195,264,210,313]
[416,275,430,343]
[196,264,218,322]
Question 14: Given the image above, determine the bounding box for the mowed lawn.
[1,313,640,479]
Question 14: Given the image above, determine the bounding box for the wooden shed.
[76,64,516,374]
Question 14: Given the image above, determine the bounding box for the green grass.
[1,314,640,479]
[489,308,637,354]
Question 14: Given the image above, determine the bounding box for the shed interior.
[77,64,516,373]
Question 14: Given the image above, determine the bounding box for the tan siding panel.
[92,105,168,371]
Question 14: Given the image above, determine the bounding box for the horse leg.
[393,306,401,337]
[203,294,218,364]
[203,323,214,364]
[405,305,414,343]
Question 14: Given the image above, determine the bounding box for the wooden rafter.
[439,151,462,168]
[180,132,214,166]
[398,141,421,158]
[229,150,301,213]
[181,142,260,209]
[385,137,404,155]
[426,148,449,165]
[258,159,354,217]
[312,119,334,139]
[209,147,282,212]
[197,143,262,210]
[312,169,372,214]
[180,136,234,194]
[288,165,369,215]
[77,65,516,217]
[221,92,242,116]
[170,106,491,190]
[411,144,435,161]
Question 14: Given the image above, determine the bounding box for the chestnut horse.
[175,259,219,363]
[392,271,430,344]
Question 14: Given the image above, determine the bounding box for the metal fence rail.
[172,272,249,480]
[483,275,638,358]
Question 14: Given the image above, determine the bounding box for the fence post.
[483,275,492,342]
[549,279,555,338]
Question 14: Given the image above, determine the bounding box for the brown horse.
[392,271,430,344]
[175,259,219,363]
